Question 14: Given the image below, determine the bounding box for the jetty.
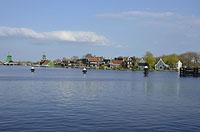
[179,67,200,77]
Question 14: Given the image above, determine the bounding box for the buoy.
[82,67,87,74]
[31,67,35,72]
[144,66,148,77]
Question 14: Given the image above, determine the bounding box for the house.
[176,60,182,71]
[110,59,123,69]
[138,58,148,70]
[155,58,169,70]
[40,60,50,67]
[126,57,135,69]
[3,53,18,65]
[86,56,104,68]
[39,54,50,67]
[103,58,111,65]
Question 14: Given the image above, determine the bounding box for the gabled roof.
[155,58,169,67]
[40,60,50,65]
[110,60,123,65]
[87,56,103,62]
[139,58,146,63]
[176,60,182,64]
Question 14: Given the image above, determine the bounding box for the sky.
[0,0,200,61]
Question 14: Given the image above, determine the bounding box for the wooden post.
[180,67,199,77]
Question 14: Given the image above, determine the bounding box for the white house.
[155,58,169,70]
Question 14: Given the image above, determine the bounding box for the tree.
[62,57,70,66]
[144,51,156,69]
[84,53,93,58]
[70,56,79,61]
[162,54,179,68]
[179,52,200,67]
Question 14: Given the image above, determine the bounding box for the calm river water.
[0,66,200,132]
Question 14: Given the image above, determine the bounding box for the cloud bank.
[0,27,108,45]
[97,10,200,27]
[97,11,175,18]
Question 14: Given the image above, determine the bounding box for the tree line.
[144,51,200,70]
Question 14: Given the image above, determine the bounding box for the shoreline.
[0,65,179,72]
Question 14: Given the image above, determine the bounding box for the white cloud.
[0,27,108,45]
[97,10,175,19]
[97,10,200,28]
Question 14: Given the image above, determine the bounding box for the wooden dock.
[180,67,200,77]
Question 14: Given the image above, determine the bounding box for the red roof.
[111,60,123,65]
[87,56,103,62]
[40,60,49,65]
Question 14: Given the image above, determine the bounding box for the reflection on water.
[143,72,185,98]
[0,66,200,132]
[176,78,180,97]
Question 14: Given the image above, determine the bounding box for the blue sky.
[0,0,200,61]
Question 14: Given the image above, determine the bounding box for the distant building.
[155,58,169,70]
[110,60,123,68]
[4,53,17,65]
[176,60,182,71]
[40,54,50,67]
[126,57,134,69]
[86,56,104,68]
[103,58,111,65]
[0,61,3,65]
[138,58,148,70]
[6,53,13,63]
[40,60,50,67]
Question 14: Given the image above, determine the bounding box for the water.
[0,66,200,132]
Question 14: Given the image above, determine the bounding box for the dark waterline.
[0,66,200,132]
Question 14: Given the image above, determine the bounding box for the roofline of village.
[1,52,199,71]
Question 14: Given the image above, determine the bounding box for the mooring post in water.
[82,67,87,74]
[193,68,199,77]
[31,66,35,72]
[144,65,149,77]
[179,68,184,77]
[180,67,200,77]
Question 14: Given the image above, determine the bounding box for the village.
[0,51,199,72]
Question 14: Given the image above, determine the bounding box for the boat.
[82,67,87,74]
[31,67,35,72]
